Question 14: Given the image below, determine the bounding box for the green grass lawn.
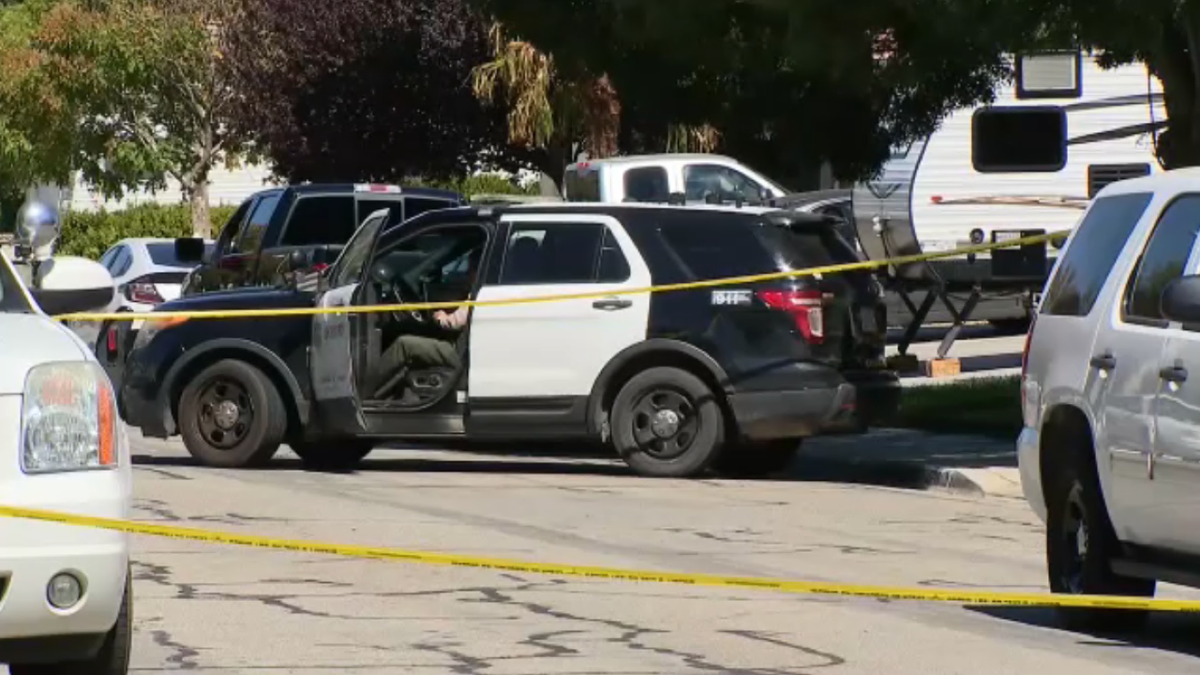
[892,376,1022,438]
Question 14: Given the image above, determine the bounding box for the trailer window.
[972,107,1066,173]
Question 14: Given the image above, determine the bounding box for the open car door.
[309,210,388,435]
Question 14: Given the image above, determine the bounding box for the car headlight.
[132,316,188,352]
[21,362,118,474]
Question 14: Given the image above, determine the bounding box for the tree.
[28,0,251,238]
[225,0,515,185]
[470,22,620,187]
[0,0,79,231]
[476,0,1017,186]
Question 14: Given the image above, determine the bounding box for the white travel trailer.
[850,50,1166,352]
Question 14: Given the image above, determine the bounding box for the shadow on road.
[967,605,1200,660]
[132,427,1014,491]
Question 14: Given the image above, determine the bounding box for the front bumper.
[1017,426,1046,522]
[0,475,131,662]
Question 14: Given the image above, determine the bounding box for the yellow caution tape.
[55,229,1070,323]
[0,504,1192,612]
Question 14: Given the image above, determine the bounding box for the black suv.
[120,203,899,478]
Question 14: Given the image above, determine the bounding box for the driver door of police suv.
[309,210,388,434]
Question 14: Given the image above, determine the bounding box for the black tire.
[11,565,132,675]
[290,439,375,471]
[178,359,287,468]
[715,440,800,478]
[610,367,724,478]
[1046,456,1156,633]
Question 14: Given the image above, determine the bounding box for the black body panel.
[120,287,316,437]
[186,184,464,295]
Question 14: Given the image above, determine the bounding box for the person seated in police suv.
[374,247,481,398]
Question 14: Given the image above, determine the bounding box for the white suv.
[0,247,133,672]
[1020,167,1200,631]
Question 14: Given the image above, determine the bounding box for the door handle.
[1090,353,1117,371]
[593,297,633,311]
[1160,366,1189,384]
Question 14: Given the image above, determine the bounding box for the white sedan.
[0,248,133,674]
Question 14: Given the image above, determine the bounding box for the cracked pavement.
[28,431,1200,674]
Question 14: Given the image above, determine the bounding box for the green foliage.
[17,0,252,237]
[895,376,1022,439]
[58,203,238,259]
[414,173,538,196]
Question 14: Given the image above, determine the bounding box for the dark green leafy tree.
[225,0,516,185]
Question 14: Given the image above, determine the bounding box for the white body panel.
[915,60,1162,251]
[0,253,133,646]
[468,213,652,399]
[854,55,1165,266]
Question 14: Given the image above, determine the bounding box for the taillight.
[757,289,825,344]
[125,280,164,304]
[105,326,118,358]
[1020,314,1037,379]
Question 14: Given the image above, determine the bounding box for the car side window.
[110,246,133,277]
[330,211,387,289]
[683,164,766,203]
[623,167,670,203]
[1041,192,1154,317]
[499,221,626,285]
[281,195,355,247]
[235,193,282,253]
[1123,194,1200,326]
[99,246,120,270]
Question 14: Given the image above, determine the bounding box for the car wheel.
[178,359,287,468]
[611,367,724,478]
[715,440,800,478]
[1046,458,1156,633]
[10,565,132,675]
[290,439,375,472]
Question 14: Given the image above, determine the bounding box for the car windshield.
[146,242,213,268]
[0,251,31,313]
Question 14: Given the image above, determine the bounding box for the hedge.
[58,204,239,260]
[56,173,538,260]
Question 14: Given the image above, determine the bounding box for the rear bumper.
[728,369,900,441]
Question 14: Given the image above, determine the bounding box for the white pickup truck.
[562,154,791,206]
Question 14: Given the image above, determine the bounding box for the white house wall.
[60,161,280,213]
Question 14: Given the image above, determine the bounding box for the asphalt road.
[19,432,1196,674]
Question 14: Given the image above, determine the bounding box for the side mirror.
[370,258,394,286]
[1162,275,1200,324]
[29,256,115,315]
[174,237,206,264]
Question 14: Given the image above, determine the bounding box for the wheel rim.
[196,376,254,450]
[629,387,699,460]
[1059,487,1090,594]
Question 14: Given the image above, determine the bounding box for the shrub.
[414,173,539,197]
[58,204,239,259]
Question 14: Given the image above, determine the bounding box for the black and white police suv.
[119,202,900,478]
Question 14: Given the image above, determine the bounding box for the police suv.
[121,203,900,478]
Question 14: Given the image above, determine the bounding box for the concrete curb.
[798,458,1022,499]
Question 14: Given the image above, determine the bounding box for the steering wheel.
[384,275,432,324]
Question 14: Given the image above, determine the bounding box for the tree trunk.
[0,188,26,235]
[188,178,212,239]
[1154,8,1200,169]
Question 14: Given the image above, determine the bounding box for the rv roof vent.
[1088,163,1151,198]
[1017,52,1082,99]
